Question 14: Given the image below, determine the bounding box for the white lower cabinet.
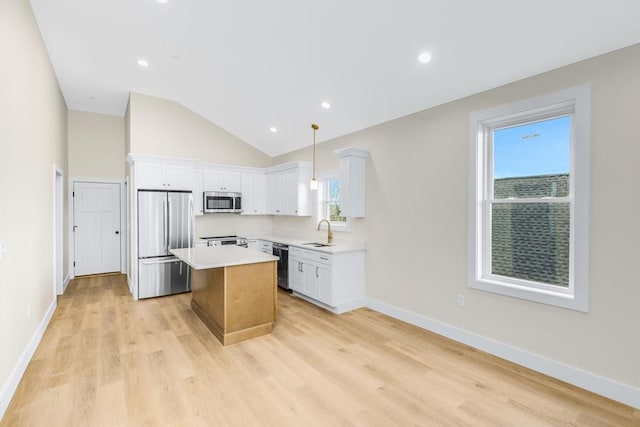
[289,253,304,293]
[247,239,259,251]
[258,240,273,255]
[288,247,364,313]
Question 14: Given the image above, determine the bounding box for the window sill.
[469,277,587,312]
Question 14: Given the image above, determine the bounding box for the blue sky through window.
[493,116,571,179]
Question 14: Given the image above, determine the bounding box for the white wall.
[273,44,640,394]
[68,110,125,179]
[0,0,68,416]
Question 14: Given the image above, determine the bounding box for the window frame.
[468,85,590,312]
[316,170,350,231]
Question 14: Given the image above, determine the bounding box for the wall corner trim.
[0,298,57,421]
[364,298,640,410]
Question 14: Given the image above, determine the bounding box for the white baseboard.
[365,297,640,410]
[62,273,70,293]
[0,297,57,421]
[291,292,366,314]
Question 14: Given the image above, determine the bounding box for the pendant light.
[310,123,319,190]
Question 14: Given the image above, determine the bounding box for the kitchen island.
[171,246,278,345]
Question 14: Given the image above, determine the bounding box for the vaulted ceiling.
[30,0,640,156]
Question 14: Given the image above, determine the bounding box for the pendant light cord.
[311,123,319,179]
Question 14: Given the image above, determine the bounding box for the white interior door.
[73,182,121,276]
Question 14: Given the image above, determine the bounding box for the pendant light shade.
[310,123,319,190]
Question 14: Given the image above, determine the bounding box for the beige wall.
[68,110,125,178]
[128,92,272,167]
[127,92,276,238]
[273,44,640,389]
[0,0,68,408]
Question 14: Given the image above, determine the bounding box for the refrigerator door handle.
[167,197,172,250]
[163,198,168,252]
[141,258,179,265]
[189,195,194,247]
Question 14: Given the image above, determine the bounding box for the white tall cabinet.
[335,148,368,218]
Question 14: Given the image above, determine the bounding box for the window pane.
[494,174,569,199]
[491,202,570,287]
[328,202,346,223]
[328,179,340,201]
[493,116,570,199]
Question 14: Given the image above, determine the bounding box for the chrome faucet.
[317,219,333,244]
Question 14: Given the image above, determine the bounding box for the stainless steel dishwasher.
[272,243,289,290]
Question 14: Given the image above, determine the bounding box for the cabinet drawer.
[303,250,332,265]
[289,247,305,259]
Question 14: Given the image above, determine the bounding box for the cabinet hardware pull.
[320,256,328,260]
[316,266,319,278]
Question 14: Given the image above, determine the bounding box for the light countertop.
[171,245,278,270]
[246,234,366,254]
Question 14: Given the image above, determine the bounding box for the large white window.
[468,86,590,311]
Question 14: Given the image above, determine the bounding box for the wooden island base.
[190,261,277,345]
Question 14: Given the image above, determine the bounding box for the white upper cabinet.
[131,157,195,191]
[203,168,242,192]
[266,162,313,216]
[194,166,204,216]
[335,148,368,218]
[241,172,267,215]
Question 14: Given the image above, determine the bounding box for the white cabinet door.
[253,173,267,214]
[241,173,255,215]
[136,162,166,190]
[204,169,242,192]
[283,169,298,215]
[165,164,194,190]
[135,162,194,191]
[289,256,304,292]
[194,167,204,216]
[336,148,368,218]
[316,265,333,305]
[241,172,267,215]
[303,262,319,299]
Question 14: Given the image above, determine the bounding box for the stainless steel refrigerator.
[138,190,193,299]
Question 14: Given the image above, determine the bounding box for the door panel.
[167,192,192,250]
[74,182,121,276]
[138,257,190,299]
[138,191,168,258]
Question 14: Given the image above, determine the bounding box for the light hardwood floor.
[2,274,638,426]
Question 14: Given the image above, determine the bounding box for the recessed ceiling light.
[321,101,331,110]
[418,52,432,64]
[137,59,149,67]
[157,0,168,3]
[269,127,278,133]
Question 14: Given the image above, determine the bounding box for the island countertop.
[171,245,278,270]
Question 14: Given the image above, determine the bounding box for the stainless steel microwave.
[203,192,242,213]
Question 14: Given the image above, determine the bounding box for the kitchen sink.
[302,242,333,247]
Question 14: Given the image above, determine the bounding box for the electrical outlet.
[0,241,6,262]
[456,294,465,307]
